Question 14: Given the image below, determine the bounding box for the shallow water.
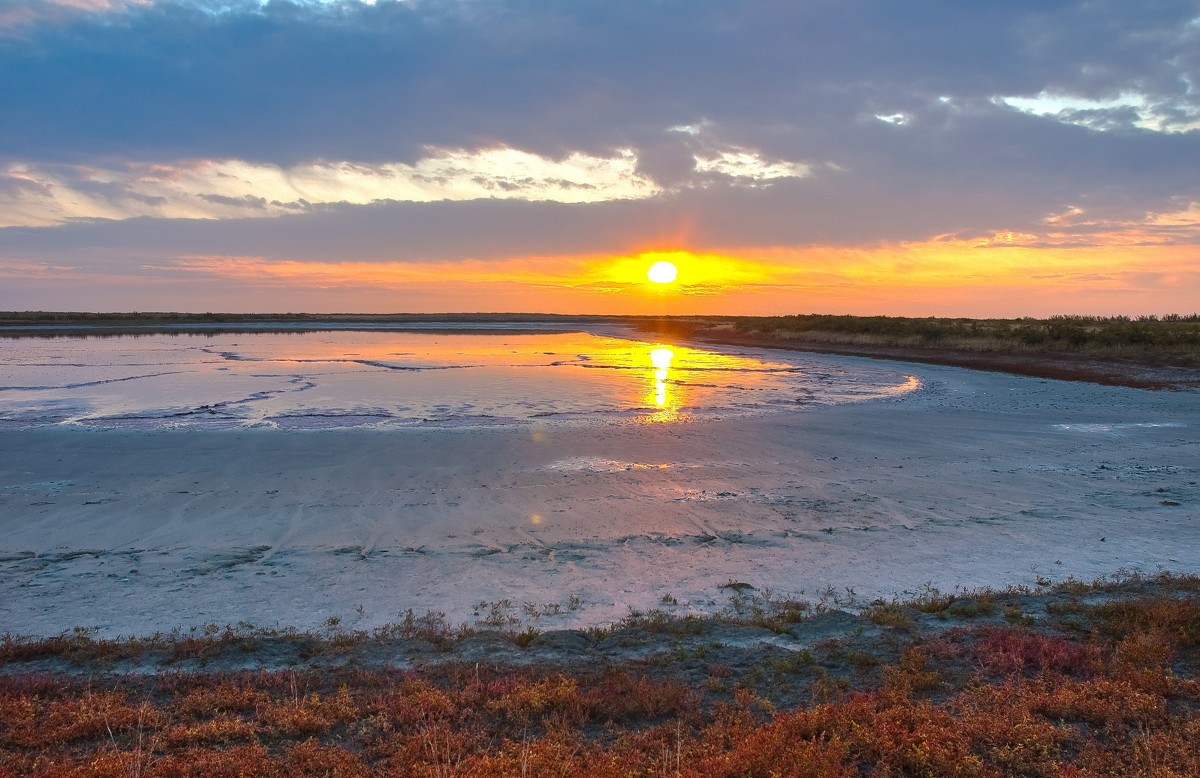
[0,326,918,429]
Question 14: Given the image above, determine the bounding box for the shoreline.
[2,570,1192,676]
[666,331,1200,390]
[5,312,1197,390]
[625,319,1200,391]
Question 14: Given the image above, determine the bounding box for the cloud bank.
[1,0,1198,314]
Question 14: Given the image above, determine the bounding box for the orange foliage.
[2,604,1198,777]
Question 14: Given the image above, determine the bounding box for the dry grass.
[704,313,1200,358]
[2,574,1198,775]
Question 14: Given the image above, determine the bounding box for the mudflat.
[2,355,1195,637]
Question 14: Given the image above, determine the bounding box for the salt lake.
[0,324,919,430]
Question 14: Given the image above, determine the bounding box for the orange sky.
[133,239,1196,317]
[4,234,1196,317]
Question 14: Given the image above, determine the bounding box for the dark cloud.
[199,193,269,209]
[2,1,1196,161]
[0,0,1198,261]
[0,167,1189,275]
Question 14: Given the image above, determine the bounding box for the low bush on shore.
[2,573,1197,776]
[706,313,1200,356]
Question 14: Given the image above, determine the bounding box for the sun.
[647,260,678,284]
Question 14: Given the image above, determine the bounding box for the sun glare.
[647,260,678,284]
[649,347,674,408]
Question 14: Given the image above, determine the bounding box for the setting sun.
[647,260,678,284]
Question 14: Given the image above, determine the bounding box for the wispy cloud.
[994,91,1200,134]
[0,148,660,226]
[0,137,817,227]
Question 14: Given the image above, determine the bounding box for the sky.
[1,0,1198,316]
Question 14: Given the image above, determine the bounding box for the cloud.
[693,150,809,184]
[0,258,79,277]
[0,0,149,31]
[0,148,662,226]
[1147,200,1200,227]
[0,126,815,226]
[1,1,1199,314]
[3,1,1195,165]
[995,91,1200,134]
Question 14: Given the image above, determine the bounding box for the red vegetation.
[2,592,1197,775]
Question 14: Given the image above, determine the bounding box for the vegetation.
[2,573,1197,775]
[635,313,1200,389]
[639,313,1200,356]
[0,312,589,324]
[0,311,601,339]
[732,313,1198,353]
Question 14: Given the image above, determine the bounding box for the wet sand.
[1,356,1197,637]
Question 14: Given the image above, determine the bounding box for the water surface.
[0,326,918,429]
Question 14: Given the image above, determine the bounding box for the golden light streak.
[641,345,684,423]
[649,347,674,407]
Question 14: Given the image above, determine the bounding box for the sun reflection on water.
[642,345,683,423]
[649,347,673,407]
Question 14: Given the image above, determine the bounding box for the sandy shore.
[1,355,1197,638]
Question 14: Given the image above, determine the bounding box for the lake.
[0,324,919,429]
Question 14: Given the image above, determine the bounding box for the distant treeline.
[0,311,587,324]
[0,311,608,338]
